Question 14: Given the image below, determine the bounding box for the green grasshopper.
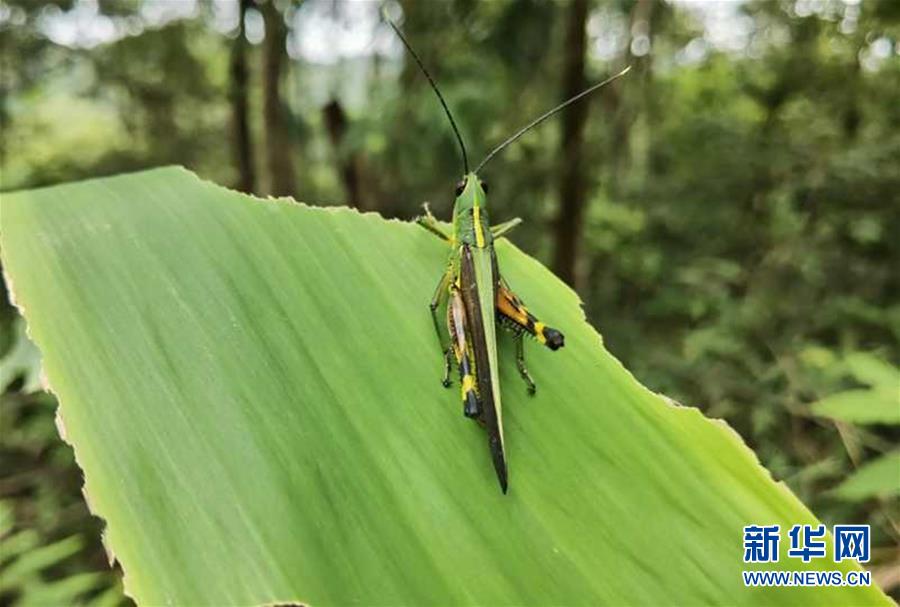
[390,21,629,493]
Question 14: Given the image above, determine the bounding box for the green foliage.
[809,354,900,519]
[844,353,900,391]
[0,387,128,606]
[1,167,889,605]
[812,390,900,426]
[0,319,42,394]
[832,451,900,501]
[0,518,101,607]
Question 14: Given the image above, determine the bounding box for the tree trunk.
[229,0,255,194]
[610,0,653,194]
[261,0,296,197]
[323,99,366,209]
[552,0,590,289]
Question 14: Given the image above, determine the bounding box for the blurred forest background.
[1,0,898,604]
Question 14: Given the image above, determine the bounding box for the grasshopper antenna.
[474,66,632,174]
[387,18,469,175]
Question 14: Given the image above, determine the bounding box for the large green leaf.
[832,451,900,501]
[811,389,900,425]
[0,168,888,606]
[843,352,900,390]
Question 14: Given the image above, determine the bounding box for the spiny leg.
[441,347,453,388]
[429,269,453,388]
[495,278,564,395]
[514,331,537,395]
[448,287,481,419]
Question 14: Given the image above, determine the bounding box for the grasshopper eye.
[480,180,489,194]
[455,178,467,196]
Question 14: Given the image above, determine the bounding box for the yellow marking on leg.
[534,321,547,344]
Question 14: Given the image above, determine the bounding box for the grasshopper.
[390,21,629,493]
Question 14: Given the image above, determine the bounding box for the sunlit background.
[1,0,898,603]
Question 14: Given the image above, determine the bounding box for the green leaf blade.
[0,168,889,606]
[832,451,900,501]
[844,352,900,389]
[811,389,900,425]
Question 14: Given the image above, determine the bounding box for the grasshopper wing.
[460,244,506,493]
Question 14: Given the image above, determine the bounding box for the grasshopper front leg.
[416,203,452,242]
[490,217,522,239]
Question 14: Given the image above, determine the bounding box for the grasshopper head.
[452,172,489,219]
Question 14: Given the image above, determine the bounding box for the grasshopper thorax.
[453,172,492,248]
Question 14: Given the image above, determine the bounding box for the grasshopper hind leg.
[496,280,565,350]
[497,279,566,395]
[448,287,482,419]
[461,379,480,419]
